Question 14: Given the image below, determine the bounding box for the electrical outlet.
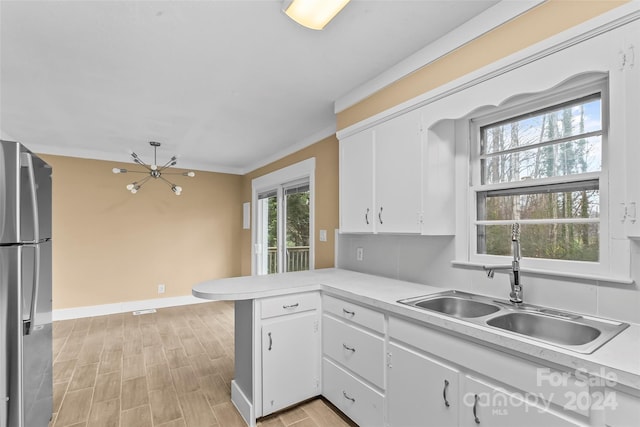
[319,229,327,242]
[158,284,165,294]
[356,247,364,261]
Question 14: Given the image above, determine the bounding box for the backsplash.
[337,234,640,325]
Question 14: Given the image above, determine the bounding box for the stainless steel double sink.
[398,290,629,354]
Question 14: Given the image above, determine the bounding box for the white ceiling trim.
[24,141,246,175]
[333,0,545,114]
[241,123,336,175]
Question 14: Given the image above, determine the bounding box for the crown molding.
[334,0,545,113]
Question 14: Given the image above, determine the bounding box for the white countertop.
[193,268,640,391]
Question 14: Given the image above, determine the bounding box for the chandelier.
[112,141,195,195]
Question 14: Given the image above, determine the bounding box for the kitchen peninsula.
[193,268,640,427]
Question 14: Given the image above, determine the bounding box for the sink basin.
[398,290,629,354]
[414,296,500,318]
[399,291,500,319]
[486,312,601,346]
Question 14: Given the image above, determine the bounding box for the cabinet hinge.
[386,352,392,368]
[313,320,319,333]
[418,212,424,224]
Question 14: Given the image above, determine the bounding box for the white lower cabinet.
[323,358,384,427]
[387,342,460,427]
[259,292,320,417]
[460,375,581,427]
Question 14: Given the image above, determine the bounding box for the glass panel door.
[256,190,278,275]
[284,183,310,272]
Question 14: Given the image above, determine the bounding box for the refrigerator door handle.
[20,152,40,243]
[22,245,40,336]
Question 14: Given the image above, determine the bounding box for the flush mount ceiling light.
[112,141,195,196]
[282,0,351,30]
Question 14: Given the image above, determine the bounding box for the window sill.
[450,261,635,285]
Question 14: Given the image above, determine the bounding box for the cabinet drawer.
[261,292,319,319]
[322,358,384,427]
[323,294,384,333]
[322,314,385,389]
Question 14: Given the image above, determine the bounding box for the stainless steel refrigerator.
[1,140,53,427]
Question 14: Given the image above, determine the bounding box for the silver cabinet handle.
[282,303,299,309]
[342,391,355,403]
[473,394,480,424]
[443,379,450,408]
[268,332,272,351]
[378,206,383,224]
[342,343,356,352]
[342,308,355,316]
[365,208,370,225]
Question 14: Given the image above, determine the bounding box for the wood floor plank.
[67,362,98,391]
[54,388,93,426]
[149,387,183,425]
[121,376,149,410]
[93,372,121,403]
[178,390,218,427]
[120,405,152,427]
[123,354,145,380]
[87,398,119,427]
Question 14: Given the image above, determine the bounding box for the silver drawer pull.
[282,303,299,309]
[443,379,450,408]
[342,390,355,403]
[342,308,355,316]
[473,394,480,424]
[342,343,356,352]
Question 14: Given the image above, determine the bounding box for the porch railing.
[267,246,310,273]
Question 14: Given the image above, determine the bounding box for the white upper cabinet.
[374,109,423,233]
[622,20,640,238]
[339,109,454,234]
[340,129,374,233]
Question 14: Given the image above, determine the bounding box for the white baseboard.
[231,379,254,427]
[52,294,211,321]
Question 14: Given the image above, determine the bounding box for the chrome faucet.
[483,223,523,304]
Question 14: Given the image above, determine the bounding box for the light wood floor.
[50,301,356,427]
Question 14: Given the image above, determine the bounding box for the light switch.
[319,229,327,242]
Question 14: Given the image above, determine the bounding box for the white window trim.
[467,76,610,276]
[251,158,315,276]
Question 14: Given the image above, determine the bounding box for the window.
[470,78,607,267]
[252,159,315,275]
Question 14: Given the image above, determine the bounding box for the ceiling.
[0,0,503,174]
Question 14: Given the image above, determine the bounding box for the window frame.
[467,76,610,275]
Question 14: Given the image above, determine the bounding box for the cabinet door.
[374,110,423,233]
[262,312,320,415]
[460,375,581,427]
[604,388,640,427]
[387,343,459,427]
[340,130,374,233]
[624,21,640,237]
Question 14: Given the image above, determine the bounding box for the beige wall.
[337,0,628,130]
[42,154,243,310]
[239,135,339,276]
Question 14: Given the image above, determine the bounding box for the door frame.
[251,158,315,276]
